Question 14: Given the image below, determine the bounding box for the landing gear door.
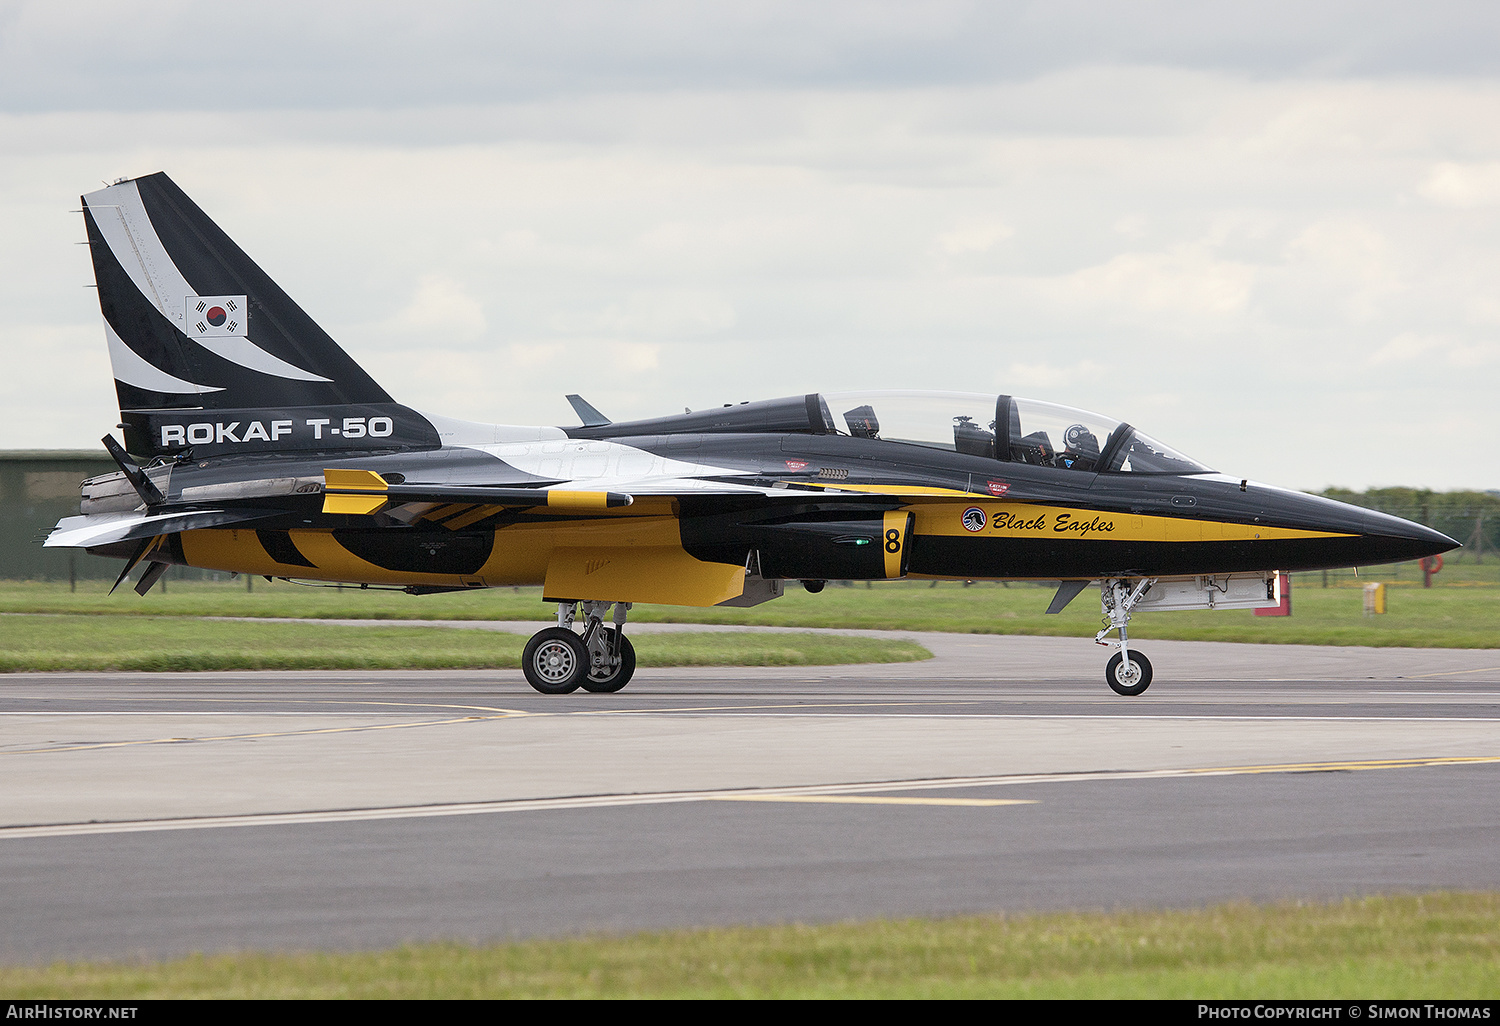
[883,511,914,579]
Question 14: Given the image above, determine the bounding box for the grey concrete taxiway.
[1,626,1498,962]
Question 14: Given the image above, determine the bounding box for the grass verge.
[2,893,1495,998]
[0,615,929,672]
[2,579,1498,649]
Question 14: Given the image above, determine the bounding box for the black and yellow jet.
[48,173,1458,697]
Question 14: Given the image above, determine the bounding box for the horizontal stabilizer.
[46,509,283,550]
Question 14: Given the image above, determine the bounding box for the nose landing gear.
[521,600,636,694]
[1096,577,1156,696]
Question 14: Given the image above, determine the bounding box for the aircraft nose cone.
[1353,507,1460,563]
[1398,520,1460,558]
[1413,521,1460,551]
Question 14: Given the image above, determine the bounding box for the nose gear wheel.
[1106,650,1153,696]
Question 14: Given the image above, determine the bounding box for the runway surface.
[1,626,1498,962]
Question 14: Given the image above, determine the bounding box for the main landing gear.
[1095,578,1156,696]
[522,600,636,695]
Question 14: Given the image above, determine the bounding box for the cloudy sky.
[3,1,1499,490]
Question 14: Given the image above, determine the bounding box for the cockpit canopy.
[571,388,1210,474]
[818,391,1211,474]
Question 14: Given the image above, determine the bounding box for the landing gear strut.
[521,601,635,695]
[1095,578,1156,696]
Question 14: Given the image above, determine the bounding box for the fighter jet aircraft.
[48,173,1459,696]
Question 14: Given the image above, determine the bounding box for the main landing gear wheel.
[1106,651,1153,696]
[581,629,636,693]
[522,627,587,694]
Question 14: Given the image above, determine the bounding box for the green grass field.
[3,893,1495,998]
[0,614,929,672]
[3,573,1497,649]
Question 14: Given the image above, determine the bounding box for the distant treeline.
[1313,487,1499,560]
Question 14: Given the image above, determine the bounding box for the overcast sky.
[3,1,1498,490]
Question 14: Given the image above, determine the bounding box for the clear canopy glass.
[817,390,1211,474]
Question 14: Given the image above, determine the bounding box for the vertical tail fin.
[82,173,437,458]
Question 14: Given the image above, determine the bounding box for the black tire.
[522,628,587,694]
[581,630,636,693]
[1106,651,1152,696]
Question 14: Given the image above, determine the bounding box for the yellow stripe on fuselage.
[168,493,1352,604]
[912,501,1355,542]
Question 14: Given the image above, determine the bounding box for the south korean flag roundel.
[185,296,248,338]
